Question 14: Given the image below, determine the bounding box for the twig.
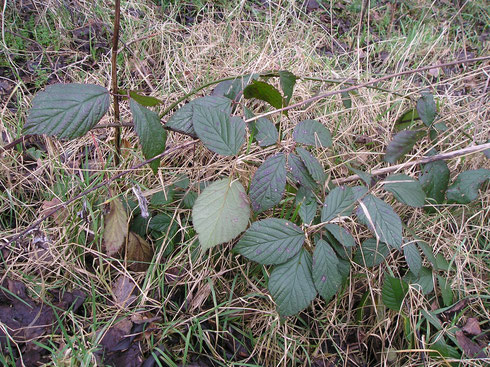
[334,142,490,185]
[4,140,198,247]
[111,0,122,165]
[245,56,490,123]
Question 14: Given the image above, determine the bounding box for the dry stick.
[5,57,489,245]
[244,55,490,123]
[111,0,122,165]
[4,140,198,247]
[334,142,490,185]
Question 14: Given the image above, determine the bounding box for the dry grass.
[1,0,489,366]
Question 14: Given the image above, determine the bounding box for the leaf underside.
[24,83,110,139]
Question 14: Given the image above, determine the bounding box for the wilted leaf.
[130,99,167,173]
[383,174,426,207]
[41,197,67,226]
[126,232,153,271]
[24,83,110,139]
[165,96,232,137]
[382,274,409,311]
[446,169,490,204]
[243,80,284,109]
[292,119,332,147]
[461,318,482,336]
[287,153,317,190]
[357,194,403,250]
[234,218,304,265]
[384,130,424,163]
[312,239,342,302]
[104,198,129,256]
[455,330,487,358]
[188,281,212,312]
[278,70,297,105]
[112,275,137,308]
[192,178,250,251]
[249,153,287,213]
[416,91,437,127]
[295,146,325,184]
[192,106,246,156]
[268,248,317,316]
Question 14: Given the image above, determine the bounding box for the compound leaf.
[354,238,390,267]
[416,91,436,126]
[243,80,284,109]
[312,239,342,302]
[384,130,424,163]
[295,147,325,184]
[287,153,317,190]
[324,223,356,248]
[192,178,250,251]
[249,153,287,213]
[383,174,426,207]
[130,99,167,173]
[192,106,245,156]
[268,248,317,316]
[321,186,357,223]
[292,120,332,147]
[357,195,403,250]
[24,83,110,139]
[446,169,490,204]
[278,70,297,106]
[166,96,232,137]
[382,274,409,311]
[234,218,304,265]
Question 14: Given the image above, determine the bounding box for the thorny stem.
[111,0,121,165]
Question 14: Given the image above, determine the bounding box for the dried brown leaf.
[188,281,212,311]
[126,232,153,272]
[461,318,482,336]
[103,198,128,256]
[41,198,67,226]
[455,330,487,358]
[112,275,137,308]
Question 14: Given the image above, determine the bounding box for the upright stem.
[111,0,121,165]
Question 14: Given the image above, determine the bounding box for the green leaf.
[416,91,436,126]
[24,83,110,139]
[151,188,175,206]
[182,191,197,209]
[292,119,332,147]
[192,178,250,251]
[212,74,259,101]
[255,117,279,147]
[383,174,426,207]
[357,195,403,250]
[321,186,357,222]
[149,212,174,232]
[295,187,317,225]
[249,153,287,213]
[192,106,246,156]
[381,274,409,311]
[446,169,490,204]
[384,130,424,163]
[403,242,422,276]
[243,80,284,109]
[419,159,450,209]
[312,239,342,302]
[128,91,162,106]
[287,153,317,190]
[406,267,434,295]
[394,108,420,132]
[295,147,326,184]
[268,248,317,316]
[352,185,369,201]
[340,91,352,109]
[130,99,167,173]
[350,167,373,187]
[324,223,356,248]
[354,238,390,267]
[234,218,305,265]
[166,96,232,137]
[278,70,297,106]
[416,241,437,269]
[437,275,453,307]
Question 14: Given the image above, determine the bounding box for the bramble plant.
[19,67,490,319]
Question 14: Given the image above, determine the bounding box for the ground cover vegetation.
[0,0,489,366]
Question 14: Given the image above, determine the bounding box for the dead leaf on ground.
[461,318,482,336]
[126,232,153,272]
[103,198,128,256]
[41,198,68,226]
[188,281,212,312]
[455,330,487,359]
[112,275,137,308]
